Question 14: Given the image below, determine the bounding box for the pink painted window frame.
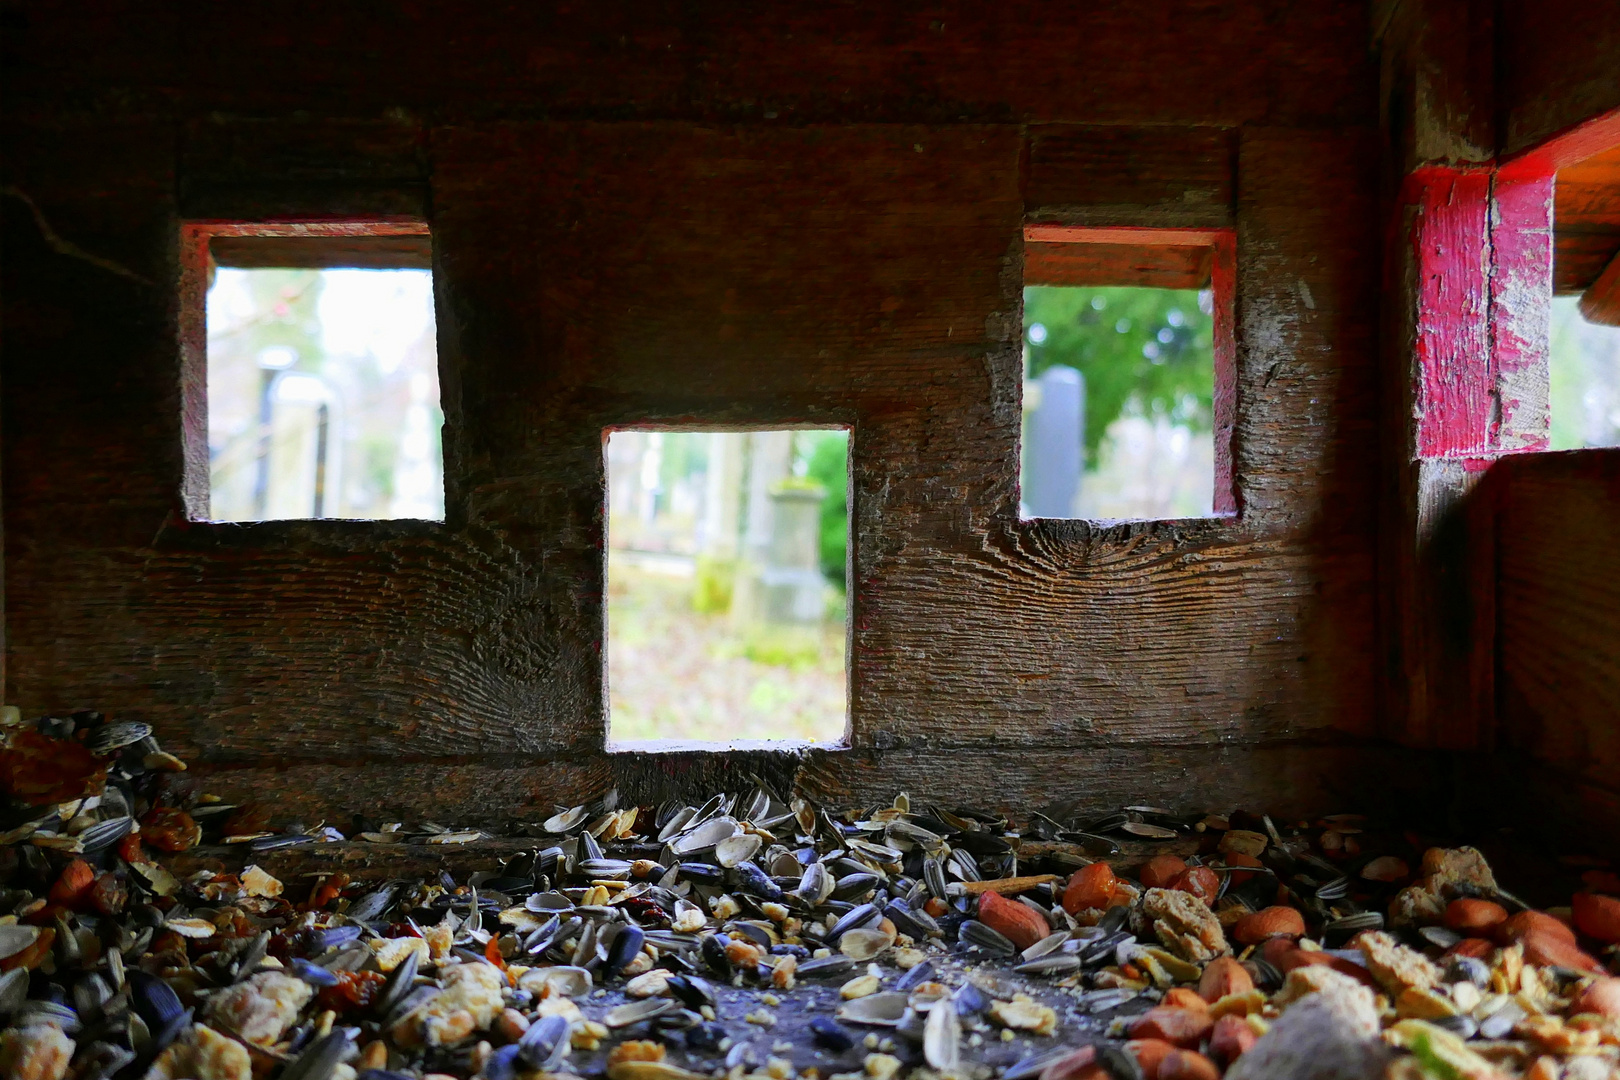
[176,219,434,521]
[1407,107,1620,464]
[1021,224,1239,518]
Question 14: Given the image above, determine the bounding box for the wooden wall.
[1497,0,1620,158]
[1488,451,1620,852]
[0,2,1421,822]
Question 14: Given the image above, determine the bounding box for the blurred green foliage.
[801,430,849,587]
[691,555,736,615]
[1023,286,1214,460]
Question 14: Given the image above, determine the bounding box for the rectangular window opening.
[604,428,850,750]
[1020,226,1235,521]
[1549,142,1620,449]
[181,223,444,522]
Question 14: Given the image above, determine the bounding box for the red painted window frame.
[176,219,433,521]
[1406,107,1620,464]
[1021,224,1239,518]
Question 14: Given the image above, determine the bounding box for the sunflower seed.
[518,1014,571,1070]
[79,816,134,853]
[796,955,857,980]
[281,1030,355,1080]
[543,806,588,834]
[958,920,1015,956]
[0,925,42,960]
[923,998,960,1071]
[1015,954,1081,976]
[86,722,152,753]
[826,903,881,943]
[716,833,763,868]
[836,992,909,1026]
[604,998,677,1028]
[1121,822,1178,839]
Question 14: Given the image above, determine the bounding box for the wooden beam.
[1579,249,1620,325]
[1553,143,1620,296]
[1023,241,1212,290]
[1023,224,1226,246]
[210,234,433,269]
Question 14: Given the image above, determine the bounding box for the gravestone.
[1024,365,1085,518]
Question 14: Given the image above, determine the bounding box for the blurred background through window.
[1021,285,1215,520]
[205,268,443,521]
[606,429,848,746]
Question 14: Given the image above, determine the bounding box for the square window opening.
[604,428,850,750]
[1549,142,1620,449]
[180,224,444,522]
[1020,227,1235,521]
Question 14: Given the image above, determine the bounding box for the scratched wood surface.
[1495,450,1620,844]
[3,2,1401,822]
[1023,242,1213,290]
[5,3,1372,128]
[1554,145,1620,296]
[1497,0,1620,158]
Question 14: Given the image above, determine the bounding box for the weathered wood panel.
[157,740,1441,830]
[1496,450,1620,817]
[1497,0,1620,158]
[1554,144,1620,295]
[3,5,1392,821]
[1023,242,1212,290]
[4,3,1374,129]
[1025,126,1236,228]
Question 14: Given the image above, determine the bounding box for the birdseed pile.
[1,711,1618,1080]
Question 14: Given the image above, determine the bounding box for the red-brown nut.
[1444,898,1507,935]
[1162,988,1209,1013]
[1443,937,1495,960]
[90,872,128,916]
[140,806,202,852]
[1232,906,1305,945]
[1519,928,1601,973]
[1126,1007,1212,1049]
[1223,852,1264,886]
[1571,891,1620,944]
[1259,936,1297,967]
[1570,977,1620,1020]
[977,890,1050,951]
[1198,956,1254,1003]
[0,927,55,972]
[1208,1014,1258,1066]
[1038,1046,1108,1080]
[1140,856,1189,890]
[1159,1050,1220,1080]
[1172,866,1219,903]
[1496,910,1575,947]
[1278,946,1380,988]
[1063,862,1118,914]
[1126,1040,1177,1080]
[48,858,96,909]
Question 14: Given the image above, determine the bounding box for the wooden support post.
[1375,0,1549,751]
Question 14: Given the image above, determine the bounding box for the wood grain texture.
[209,235,434,270]
[1374,3,1497,753]
[4,9,1393,821]
[2,3,1374,129]
[1408,168,1494,458]
[1023,242,1212,290]
[1488,175,1552,452]
[1555,145,1620,296]
[1581,251,1620,325]
[1497,0,1620,158]
[154,739,1443,831]
[1025,126,1235,227]
[1496,450,1620,810]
